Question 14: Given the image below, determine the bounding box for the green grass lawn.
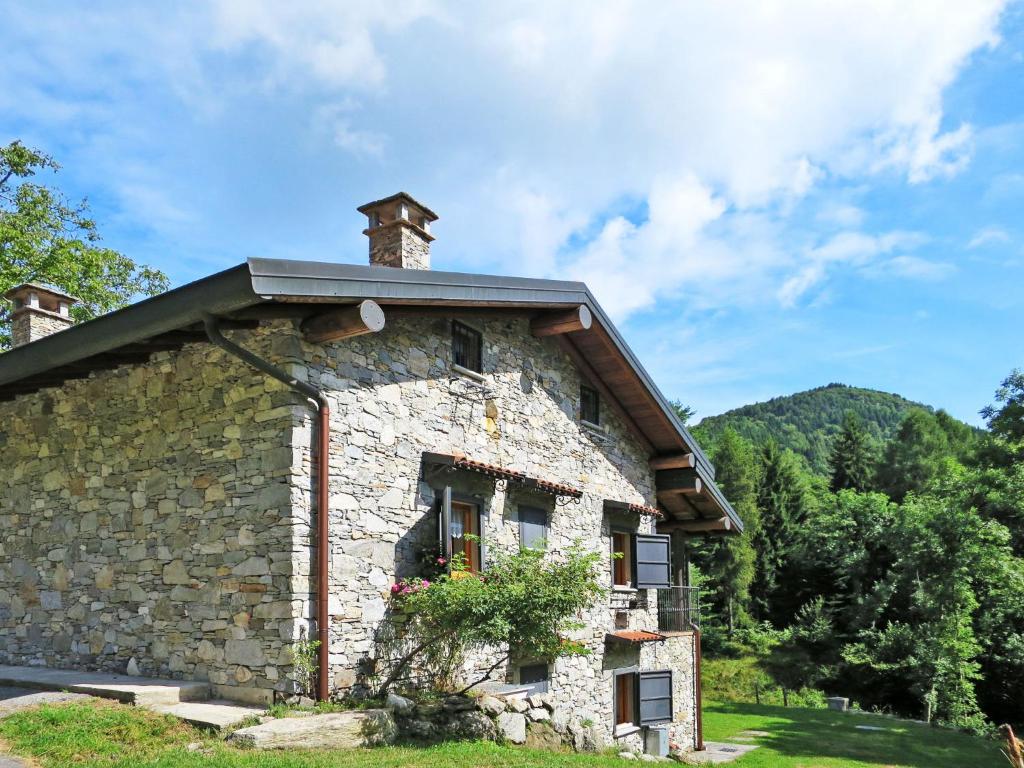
[703,701,1002,767]
[0,698,1003,768]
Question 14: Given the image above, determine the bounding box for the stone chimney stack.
[3,283,79,347]
[358,192,437,270]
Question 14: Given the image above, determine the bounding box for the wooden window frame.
[580,384,600,426]
[611,528,635,589]
[451,320,483,373]
[613,668,639,732]
[438,487,486,573]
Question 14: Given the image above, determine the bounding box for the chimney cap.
[3,282,81,304]
[357,192,438,222]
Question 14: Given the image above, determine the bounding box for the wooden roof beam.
[656,467,702,495]
[301,300,386,344]
[531,305,592,337]
[650,453,695,470]
[659,517,732,533]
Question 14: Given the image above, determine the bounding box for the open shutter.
[519,506,548,550]
[638,670,673,725]
[438,486,453,559]
[634,533,671,589]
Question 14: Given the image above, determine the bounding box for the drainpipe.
[203,316,332,702]
[692,622,704,751]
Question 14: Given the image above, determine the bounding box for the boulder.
[507,697,530,714]
[525,722,564,750]
[479,695,506,716]
[404,719,435,739]
[526,694,546,709]
[228,710,396,750]
[448,711,496,740]
[386,693,415,716]
[550,707,570,734]
[496,711,527,744]
[528,707,550,722]
[442,695,476,713]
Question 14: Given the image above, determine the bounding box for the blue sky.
[3,1,1022,425]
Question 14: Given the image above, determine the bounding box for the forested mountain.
[694,383,969,475]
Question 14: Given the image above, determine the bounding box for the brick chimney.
[358,192,437,270]
[3,283,79,347]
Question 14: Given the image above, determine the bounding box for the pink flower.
[437,557,447,565]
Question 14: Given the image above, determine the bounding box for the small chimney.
[3,283,79,348]
[358,192,438,270]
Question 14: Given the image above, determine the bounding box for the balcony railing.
[657,586,699,632]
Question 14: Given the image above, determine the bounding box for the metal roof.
[0,257,740,530]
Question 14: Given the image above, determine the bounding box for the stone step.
[0,665,211,707]
[152,700,266,731]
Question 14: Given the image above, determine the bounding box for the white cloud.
[779,230,932,306]
[967,226,1011,248]
[0,0,1008,317]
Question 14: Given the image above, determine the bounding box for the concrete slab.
[0,687,92,718]
[0,665,210,707]
[153,700,266,731]
[695,741,760,764]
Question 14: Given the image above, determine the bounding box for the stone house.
[0,193,741,753]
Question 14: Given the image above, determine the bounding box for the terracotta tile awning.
[606,630,667,645]
[422,452,584,499]
[603,499,666,520]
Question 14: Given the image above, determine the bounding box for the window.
[438,488,484,573]
[611,532,672,590]
[614,671,637,729]
[614,669,674,732]
[519,663,550,695]
[452,321,483,373]
[450,499,482,572]
[519,505,548,551]
[580,384,600,425]
[612,531,633,588]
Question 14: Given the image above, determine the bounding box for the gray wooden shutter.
[439,486,453,559]
[638,670,673,725]
[634,533,671,589]
[519,506,548,550]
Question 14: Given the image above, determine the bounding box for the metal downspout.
[203,316,332,702]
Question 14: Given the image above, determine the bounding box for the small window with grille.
[452,321,483,373]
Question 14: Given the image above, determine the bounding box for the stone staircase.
[0,665,264,729]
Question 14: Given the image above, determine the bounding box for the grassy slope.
[704,701,1001,768]
[0,699,1000,768]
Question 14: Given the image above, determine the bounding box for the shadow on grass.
[705,702,999,768]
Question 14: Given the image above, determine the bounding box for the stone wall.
[296,314,697,749]
[0,324,309,705]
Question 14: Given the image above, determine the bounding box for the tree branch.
[455,652,510,696]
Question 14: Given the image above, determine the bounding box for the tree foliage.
[378,542,605,695]
[702,371,1024,731]
[0,140,168,349]
[828,411,875,492]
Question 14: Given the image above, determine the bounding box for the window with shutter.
[436,488,484,572]
[611,530,633,588]
[638,670,673,725]
[613,670,638,728]
[519,505,548,551]
[634,533,671,589]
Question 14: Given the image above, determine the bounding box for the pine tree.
[689,428,759,635]
[828,411,874,492]
[751,441,808,625]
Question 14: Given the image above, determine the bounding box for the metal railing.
[657,586,699,632]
